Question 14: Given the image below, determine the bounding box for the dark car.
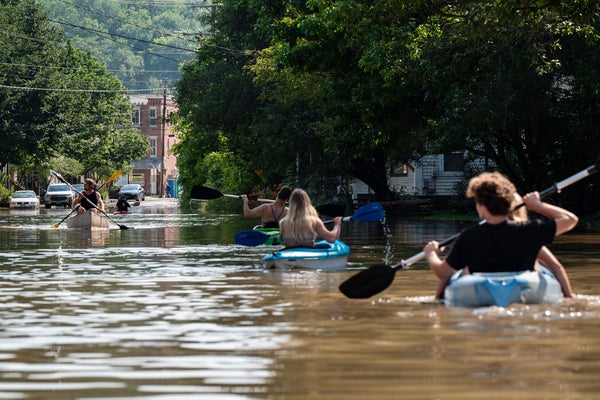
[119,184,145,201]
[71,183,85,198]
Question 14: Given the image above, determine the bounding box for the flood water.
[1,199,599,400]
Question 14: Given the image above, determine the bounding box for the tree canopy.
[177,1,600,208]
[0,0,148,181]
[37,0,206,90]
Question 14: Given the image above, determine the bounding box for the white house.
[350,152,467,199]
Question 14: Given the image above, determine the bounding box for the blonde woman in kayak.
[279,189,342,248]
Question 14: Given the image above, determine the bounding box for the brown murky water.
[0,200,599,399]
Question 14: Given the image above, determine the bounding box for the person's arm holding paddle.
[423,241,455,300]
[523,190,578,297]
[522,191,578,235]
[241,194,269,219]
[314,216,343,243]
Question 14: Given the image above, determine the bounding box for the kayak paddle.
[50,170,130,230]
[235,202,386,246]
[339,161,599,299]
[51,205,80,228]
[97,170,122,190]
[234,230,274,246]
[190,185,274,202]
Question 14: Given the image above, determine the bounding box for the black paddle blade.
[316,203,346,217]
[339,264,398,299]
[190,185,223,200]
[119,225,129,230]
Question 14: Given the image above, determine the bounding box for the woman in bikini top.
[241,186,292,228]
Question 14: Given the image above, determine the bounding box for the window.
[149,137,157,156]
[443,152,464,172]
[149,107,157,126]
[132,107,141,126]
[391,162,409,177]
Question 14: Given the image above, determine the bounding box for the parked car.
[119,184,145,201]
[9,190,40,209]
[44,183,74,208]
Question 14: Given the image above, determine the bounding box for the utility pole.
[160,78,168,198]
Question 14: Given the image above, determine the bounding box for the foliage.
[0,173,11,202]
[37,0,206,90]
[0,0,148,180]
[175,0,600,211]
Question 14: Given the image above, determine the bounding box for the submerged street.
[0,200,599,399]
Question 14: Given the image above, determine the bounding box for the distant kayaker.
[423,172,578,300]
[241,186,292,228]
[279,188,343,248]
[115,194,132,213]
[72,178,105,214]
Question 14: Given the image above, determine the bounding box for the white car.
[9,190,40,209]
[44,183,74,208]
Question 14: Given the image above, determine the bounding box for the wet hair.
[84,178,96,187]
[277,186,292,201]
[279,189,318,243]
[466,172,515,216]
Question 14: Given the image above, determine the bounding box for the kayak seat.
[480,278,520,307]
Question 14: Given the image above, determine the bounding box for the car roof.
[47,183,71,190]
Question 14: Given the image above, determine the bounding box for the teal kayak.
[262,240,350,270]
[444,265,563,307]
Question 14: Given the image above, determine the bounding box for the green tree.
[0,0,147,179]
[37,0,206,90]
[176,0,600,208]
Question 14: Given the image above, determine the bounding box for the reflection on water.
[0,202,599,399]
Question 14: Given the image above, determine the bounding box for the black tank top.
[81,191,98,210]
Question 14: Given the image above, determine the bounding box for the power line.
[49,18,197,54]
[0,84,174,93]
[0,62,180,74]
[55,0,203,46]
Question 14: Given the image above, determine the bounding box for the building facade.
[129,94,179,198]
[349,152,481,200]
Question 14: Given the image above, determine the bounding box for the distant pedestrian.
[165,183,171,198]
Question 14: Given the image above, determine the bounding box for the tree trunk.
[350,152,395,201]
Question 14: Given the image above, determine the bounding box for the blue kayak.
[262,240,350,270]
[444,265,563,307]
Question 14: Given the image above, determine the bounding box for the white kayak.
[262,240,350,270]
[444,265,563,307]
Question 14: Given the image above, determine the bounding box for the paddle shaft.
[97,170,122,190]
[51,171,129,230]
[222,193,274,202]
[394,162,599,271]
[52,205,80,228]
[190,185,274,202]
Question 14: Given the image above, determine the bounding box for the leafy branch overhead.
[0,0,148,176]
[175,0,599,204]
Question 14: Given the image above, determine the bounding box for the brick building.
[129,94,179,198]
